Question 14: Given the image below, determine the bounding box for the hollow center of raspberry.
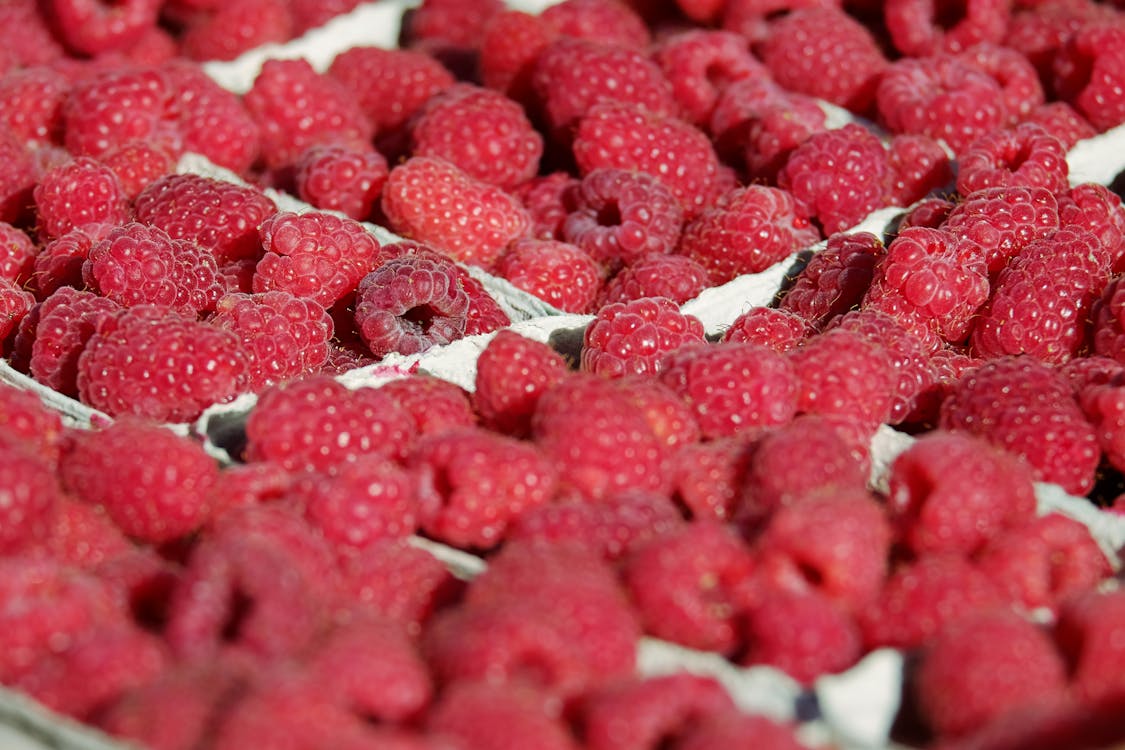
[596,202,623,228]
[934,0,968,31]
[402,305,443,333]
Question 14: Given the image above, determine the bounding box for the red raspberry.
[787,327,897,427]
[939,355,1100,495]
[885,134,955,207]
[1055,588,1125,703]
[179,0,293,62]
[253,210,381,307]
[0,65,69,146]
[402,0,504,58]
[971,225,1113,364]
[532,373,669,501]
[354,254,470,358]
[376,374,476,438]
[581,297,705,378]
[242,58,373,171]
[0,1,66,68]
[1023,101,1097,150]
[0,439,64,555]
[0,279,34,346]
[338,537,458,630]
[134,172,276,266]
[494,238,603,314]
[62,67,179,161]
[741,587,862,683]
[1005,0,1119,81]
[759,7,888,114]
[678,184,820,284]
[287,0,364,33]
[0,126,36,226]
[598,253,710,307]
[327,46,455,137]
[531,36,677,140]
[876,55,1008,155]
[293,143,388,222]
[1058,182,1125,271]
[884,0,1011,57]
[1053,26,1125,132]
[678,712,808,750]
[20,287,120,398]
[425,682,578,750]
[623,520,755,654]
[517,171,579,241]
[777,123,892,237]
[900,197,956,231]
[0,384,64,463]
[99,140,173,200]
[940,185,1060,277]
[162,60,262,176]
[77,305,250,422]
[669,436,756,522]
[572,101,723,219]
[34,498,133,570]
[778,232,885,330]
[957,43,1046,125]
[1079,378,1125,473]
[209,291,333,391]
[0,222,35,285]
[82,221,224,315]
[244,375,415,473]
[473,329,570,437]
[916,611,1067,739]
[721,307,811,352]
[614,376,701,451]
[478,9,553,105]
[43,0,161,56]
[977,513,1112,613]
[410,83,542,190]
[956,123,1069,196]
[540,0,650,48]
[721,0,844,45]
[652,29,765,128]
[33,156,131,241]
[561,167,684,273]
[381,156,531,269]
[1092,276,1125,364]
[61,418,218,543]
[659,341,799,439]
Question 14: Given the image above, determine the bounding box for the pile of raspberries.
[5,0,1125,748]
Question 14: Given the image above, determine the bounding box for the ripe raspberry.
[659,341,799,439]
[20,287,120,398]
[777,123,891,236]
[652,29,765,128]
[0,439,64,555]
[287,0,364,33]
[77,305,250,423]
[0,384,64,463]
[0,1,66,68]
[1058,182,1125,271]
[669,436,756,522]
[33,156,131,241]
[253,210,381,307]
[99,140,173,200]
[532,373,669,501]
[678,711,808,750]
[572,101,723,219]
[581,297,705,378]
[958,43,1046,125]
[327,46,455,137]
[787,327,897,427]
[885,134,954,207]
[721,307,811,352]
[1055,588,1125,703]
[162,60,261,176]
[410,83,542,190]
[1023,101,1097,150]
[1092,276,1125,364]
[598,253,710,307]
[43,0,161,55]
[179,0,293,62]
[242,58,373,171]
[624,520,755,654]
[134,173,275,266]
[376,374,476,438]
[940,185,1060,277]
[291,143,387,221]
[1078,378,1125,474]
[425,682,578,750]
[473,329,570,437]
[82,221,224,315]
[876,55,1008,154]
[779,231,885,330]
[610,376,700,452]
[884,0,1011,57]
[977,513,1112,613]
[401,0,504,58]
[62,66,180,160]
[209,291,333,391]
[540,0,650,48]
[939,355,1100,495]
[0,65,69,146]
[354,254,469,358]
[339,537,457,630]
[381,156,531,269]
[678,184,820,285]
[900,197,956,231]
[516,171,579,241]
[956,123,1069,196]
[0,222,35,286]
[0,279,34,346]
[494,238,603,314]
[0,126,37,226]
[477,9,553,106]
[1053,26,1125,132]
[759,7,887,114]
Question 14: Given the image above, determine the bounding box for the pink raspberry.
[243,375,415,474]
[598,254,710,307]
[940,185,1060,277]
[679,184,820,285]
[1005,0,1119,82]
[43,0,161,56]
[581,297,705,378]
[0,65,68,147]
[1053,25,1125,132]
[956,123,1069,196]
[0,279,34,346]
[1092,276,1125,364]
[1079,378,1125,474]
[377,374,476,438]
[33,156,131,241]
[31,222,111,298]
[162,60,262,176]
[401,0,504,59]
[99,140,173,200]
[884,0,1011,56]
[516,171,579,241]
[939,355,1100,495]
[1055,588,1125,703]
[62,66,180,160]
[0,1,65,68]
[0,439,65,555]
[294,143,388,222]
[494,238,603,314]
[1058,182,1125,271]
[0,222,35,286]
[787,327,897,427]
[615,376,702,451]
[539,0,650,48]
[885,134,954,206]
[957,43,1046,125]
[19,287,120,398]
[286,0,365,34]
[77,305,250,423]
[652,29,765,128]
[338,537,457,630]
[179,0,293,62]
[778,231,886,329]
[900,197,956,231]
[473,329,569,437]
[477,10,554,105]
[0,384,64,464]
[740,588,862,683]
[425,683,578,750]
[670,436,757,522]
[1023,101,1097,150]
[0,126,37,226]
[721,306,811,352]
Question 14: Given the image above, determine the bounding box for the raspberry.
[242,58,373,171]
[99,140,174,201]
[21,287,120,398]
[788,327,897,427]
[425,682,578,750]
[253,210,381,307]
[1053,26,1125,132]
[327,46,455,136]
[876,55,1008,155]
[478,9,553,105]
[1079,378,1125,473]
[162,60,262,176]
[244,375,415,473]
[598,254,710,307]
[77,305,250,423]
[381,156,531,269]
[885,134,954,207]
[720,307,811,353]
[1058,182,1125,271]
[900,197,956,231]
[473,329,569,437]
[0,439,64,555]
[884,0,1011,57]
[531,36,677,140]
[977,513,1112,613]
[615,376,701,452]
[0,125,37,226]
[532,373,669,501]
[1055,588,1125,703]
[581,297,705,378]
[1023,101,1097,150]
[758,7,887,114]
[0,222,35,286]
[0,384,64,463]
[354,254,469,358]
[1092,276,1125,364]
[623,520,755,654]
[778,231,885,330]
[939,355,1100,495]
[494,238,603,314]
[940,185,1060,277]
[42,0,161,56]
[34,498,134,571]
[1005,0,1118,82]
[958,43,1046,125]
[678,184,820,285]
[134,173,276,266]
[572,101,723,219]
[971,225,1113,364]
[291,143,388,222]
[540,0,650,48]
[956,123,1069,196]
[402,0,505,57]
[677,712,808,750]
[0,1,66,68]
[917,614,1068,741]
[659,341,799,439]
[0,279,34,346]
[670,436,756,522]
[0,65,69,146]
[287,0,364,33]
[179,0,293,62]
[338,537,458,631]
[652,29,765,128]
[82,221,224,315]
[721,0,843,44]
[777,123,892,236]
[62,67,179,161]
[33,156,130,241]
[209,291,333,391]
[516,171,579,241]
[410,83,542,190]
[377,374,475,438]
